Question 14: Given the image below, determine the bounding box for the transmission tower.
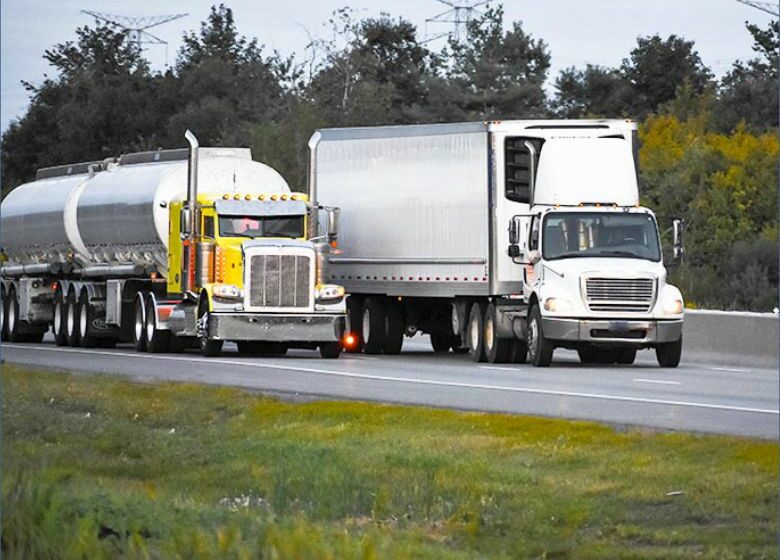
[81,10,188,66]
[735,0,779,17]
[424,0,491,44]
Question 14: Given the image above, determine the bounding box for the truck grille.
[248,254,311,309]
[584,277,656,313]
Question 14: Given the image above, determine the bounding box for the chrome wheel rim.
[8,296,15,333]
[146,308,155,342]
[79,301,88,337]
[469,313,479,350]
[362,309,371,343]
[53,300,61,335]
[66,300,75,336]
[135,303,144,342]
[528,318,539,358]
[485,316,494,352]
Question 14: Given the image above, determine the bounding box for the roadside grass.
[2,364,777,559]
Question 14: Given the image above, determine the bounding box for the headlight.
[212,284,242,299]
[662,298,684,315]
[544,297,573,313]
[315,284,345,302]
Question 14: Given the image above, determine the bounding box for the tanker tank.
[0,148,290,275]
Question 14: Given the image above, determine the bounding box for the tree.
[552,64,630,118]
[621,34,713,119]
[713,20,779,133]
[1,24,157,194]
[170,4,284,146]
[446,6,550,119]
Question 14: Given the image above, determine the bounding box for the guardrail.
[683,309,779,369]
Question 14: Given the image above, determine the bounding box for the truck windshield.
[219,215,304,239]
[542,212,661,262]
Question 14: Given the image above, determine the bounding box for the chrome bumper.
[541,317,683,345]
[209,313,346,342]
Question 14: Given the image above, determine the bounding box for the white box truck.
[309,120,684,367]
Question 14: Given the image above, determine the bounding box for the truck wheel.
[484,303,513,364]
[362,297,387,355]
[0,285,8,342]
[145,296,171,353]
[467,301,488,363]
[383,299,405,355]
[133,294,147,352]
[6,288,23,342]
[616,348,637,365]
[527,305,554,367]
[510,339,528,363]
[64,291,82,347]
[656,337,682,368]
[319,341,343,359]
[345,297,364,353]
[430,332,453,353]
[197,297,223,357]
[52,291,68,346]
[78,291,99,348]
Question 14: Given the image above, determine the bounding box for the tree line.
[1,4,777,310]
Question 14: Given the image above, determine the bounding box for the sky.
[1,0,776,133]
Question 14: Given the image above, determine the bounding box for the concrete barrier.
[683,309,779,369]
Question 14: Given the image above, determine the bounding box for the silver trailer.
[311,120,684,367]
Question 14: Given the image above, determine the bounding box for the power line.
[81,10,188,67]
[424,0,491,44]
[735,0,779,17]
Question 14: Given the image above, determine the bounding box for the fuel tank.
[1,148,290,275]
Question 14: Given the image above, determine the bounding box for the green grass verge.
[2,364,777,559]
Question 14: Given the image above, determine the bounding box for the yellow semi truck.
[0,131,347,358]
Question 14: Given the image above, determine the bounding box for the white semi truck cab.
[505,128,684,366]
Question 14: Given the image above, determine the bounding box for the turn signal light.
[344,334,357,349]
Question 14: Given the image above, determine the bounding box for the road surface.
[3,334,777,439]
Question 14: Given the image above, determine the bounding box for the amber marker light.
[343,333,357,349]
[258,194,265,201]
[245,194,252,200]
[281,194,288,201]
[233,194,241,200]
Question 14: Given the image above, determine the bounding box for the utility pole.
[735,0,779,17]
[81,10,188,67]
[424,0,490,44]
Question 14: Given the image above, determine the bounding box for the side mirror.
[325,207,340,243]
[508,217,520,245]
[530,229,539,249]
[672,219,684,261]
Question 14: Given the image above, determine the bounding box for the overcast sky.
[1,0,775,133]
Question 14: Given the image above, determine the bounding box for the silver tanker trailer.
[0,132,347,358]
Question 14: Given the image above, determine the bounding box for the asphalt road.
[3,334,778,439]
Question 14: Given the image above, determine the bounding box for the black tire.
[65,291,82,347]
[362,297,387,355]
[484,303,513,364]
[52,292,68,346]
[133,294,147,352]
[345,296,364,353]
[430,332,453,353]
[466,301,488,363]
[145,296,171,353]
[616,348,637,365]
[527,305,554,367]
[197,296,223,357]
[383,299,405,355]
[6,288,23,343]
[656,337,682,368]
[319,341,343,359]
[78,291,99,348]
[510,339,528,363]
[0,285,8,342]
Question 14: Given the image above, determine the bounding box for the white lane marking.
[633,378,682,386]
[707,366,751,373]
[5,344,778,415]
[479,366,519,372]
